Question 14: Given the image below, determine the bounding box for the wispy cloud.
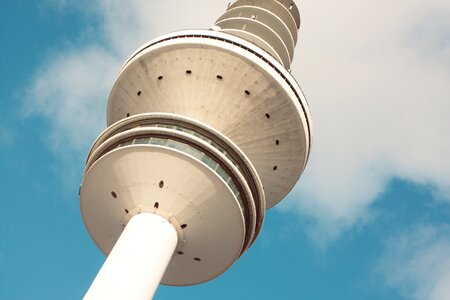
[24,46,117,152]
[24,0,226,154]
[377,225,450,300]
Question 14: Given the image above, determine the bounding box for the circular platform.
[81,146,247,285]
[107,30,311,209]
[86,113,266,243]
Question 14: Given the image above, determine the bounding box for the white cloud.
[377,225,450,300]
[283,0,450,241]
[23,45,120,193]
[25,46,117,152]
[26,0,450,239]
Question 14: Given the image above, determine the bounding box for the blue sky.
[1,0,450,299]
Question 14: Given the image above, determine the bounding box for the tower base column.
[84,213,178,300]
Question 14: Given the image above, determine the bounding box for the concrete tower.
[80,0,311,298]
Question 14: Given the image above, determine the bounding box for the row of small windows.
[154,70,223,80]
[143,70,251,97]
[138,123,243,174]
[119,122,279,173]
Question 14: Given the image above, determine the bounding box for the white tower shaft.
[84,213,178,300]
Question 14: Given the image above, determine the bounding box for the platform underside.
[81,146,246,285]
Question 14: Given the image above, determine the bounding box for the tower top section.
[215,0,301,68]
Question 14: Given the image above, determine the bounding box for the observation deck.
[80,0,311,294]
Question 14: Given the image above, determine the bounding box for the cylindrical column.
[84,213,178,300]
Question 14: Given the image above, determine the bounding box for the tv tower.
[80,0,311,299]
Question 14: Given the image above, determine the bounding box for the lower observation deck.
[80,113,265,285]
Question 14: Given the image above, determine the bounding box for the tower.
[80,0,311,299]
